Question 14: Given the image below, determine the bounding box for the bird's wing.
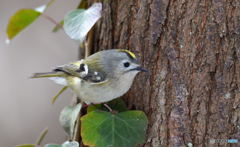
[81,69,107,83]
[54,62,81,77]
[55,61,107,84]
[31,61,82,79]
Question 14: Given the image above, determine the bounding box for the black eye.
[79,64,85,71]
[123,62,130,67]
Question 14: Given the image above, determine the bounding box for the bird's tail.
[31,72,64,78]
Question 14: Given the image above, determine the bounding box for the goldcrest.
[31,49,147,104]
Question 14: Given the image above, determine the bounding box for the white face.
[119,59,140,74]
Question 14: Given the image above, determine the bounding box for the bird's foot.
[82,103,89,108]
[103,103,118,114]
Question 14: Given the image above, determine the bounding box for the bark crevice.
[92,0,240,146]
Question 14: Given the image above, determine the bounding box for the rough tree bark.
[90,0,240,146]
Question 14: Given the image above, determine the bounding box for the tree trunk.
[91,0,240,146]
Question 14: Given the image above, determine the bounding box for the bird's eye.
[79,64,85,71]
[123,62,130,67]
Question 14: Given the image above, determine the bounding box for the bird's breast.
[69,72,138,104]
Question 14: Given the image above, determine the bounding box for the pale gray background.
[0,0,80,146]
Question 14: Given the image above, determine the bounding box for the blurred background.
[0,0,80,146]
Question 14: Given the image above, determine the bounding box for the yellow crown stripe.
[72,59,84,67]
[118,49,136,59]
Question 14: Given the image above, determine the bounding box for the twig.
[79,42,85,59]
[85,28,94,58]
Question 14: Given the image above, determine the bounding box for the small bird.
[31,49,147,104]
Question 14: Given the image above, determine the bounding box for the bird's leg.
[103,103,113,112]
[91,103,117,114]
[82,103,89,108]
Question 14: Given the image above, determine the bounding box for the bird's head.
[97,49,148,80]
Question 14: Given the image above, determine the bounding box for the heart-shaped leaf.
[81,110,148,147]
[6,9,41,40]
[106,98,128,112]
[63,3,102,41]
[59,103,82,139]
[87,104,102,113]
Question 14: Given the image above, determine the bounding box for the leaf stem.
[47,0,57,8]
[51,86,68,104]
[41,13,59,26]
[35,128,48,145]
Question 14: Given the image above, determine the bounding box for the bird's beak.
[131,66,148,72]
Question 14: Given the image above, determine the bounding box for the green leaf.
[59,103,82,139]
[87,104,101,113]
[81,110,148,147]
[106,98,128,112]
[63,3,102,41]
[7,9,41,40]
[16,144,36,147]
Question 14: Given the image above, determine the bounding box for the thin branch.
[85,28,94,58]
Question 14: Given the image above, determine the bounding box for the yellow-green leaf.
[16,144,36,147]
[7,9,41,40]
